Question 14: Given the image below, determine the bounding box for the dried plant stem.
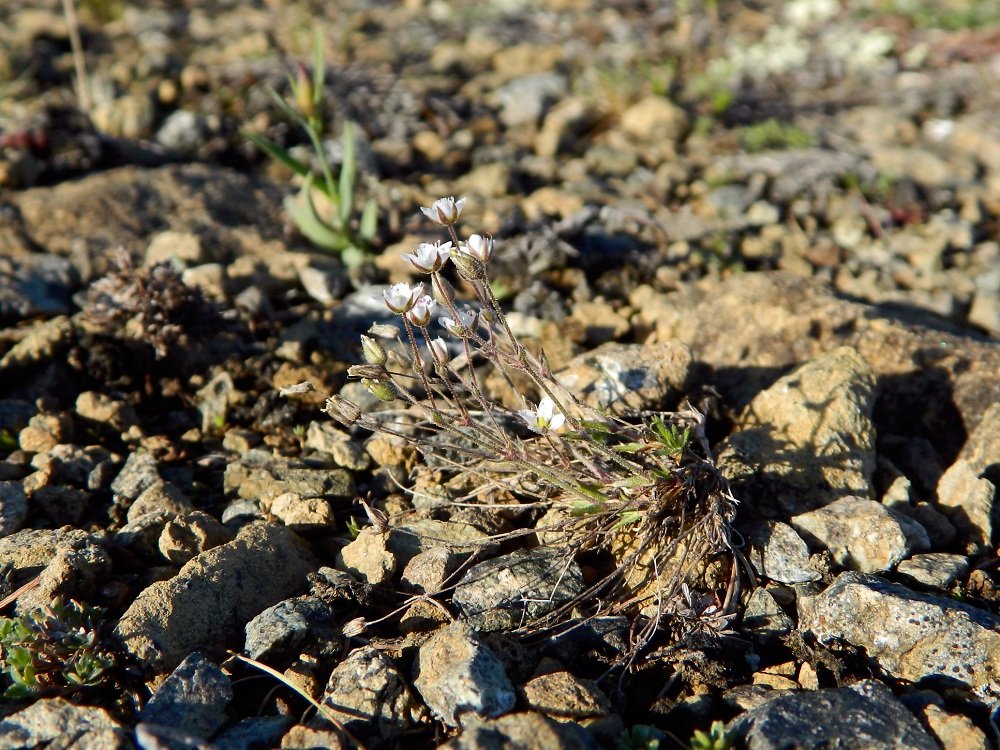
[60,0,92,114]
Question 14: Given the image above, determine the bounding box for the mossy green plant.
[740,118,815,153]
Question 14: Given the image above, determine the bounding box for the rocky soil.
[1,0,1000,748]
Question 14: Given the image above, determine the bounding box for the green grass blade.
[338,121,357,225]
[242,128,312,181]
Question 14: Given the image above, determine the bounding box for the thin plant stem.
[60,0,92,114]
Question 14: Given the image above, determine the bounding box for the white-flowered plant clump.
[322,196,741,654]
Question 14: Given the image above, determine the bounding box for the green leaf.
[575,483,608,502]
[284,179,350,251]
[345,516,362,539]
[612,510,644,530]
[359,199,378,242]
[337,121,357,226]
[617,475,652,488]
[4,682,34,700]
[241,129,313,182]
[613,442,646,453]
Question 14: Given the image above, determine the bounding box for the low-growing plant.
[0,598,116,700]
[689,720,736,750]
[740,118,814,153]
[301,196,741,661]
[242,34,377,269]
[82,249,219,361]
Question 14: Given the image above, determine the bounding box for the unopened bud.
[363,378,395,402]
[360,335,387,366]
[428,337,449,363]
[450,250,487,282]
[293,63,316,122]
[431,273,455,305]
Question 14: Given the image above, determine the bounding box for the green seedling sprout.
[242,31,378,268]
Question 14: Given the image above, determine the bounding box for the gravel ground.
[1,1,1000,749]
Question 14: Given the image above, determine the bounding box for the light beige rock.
[719,346,877,517]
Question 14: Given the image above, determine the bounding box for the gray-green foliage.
[690,720,736,750]
[243,34,378,268]
[0,599,116,700]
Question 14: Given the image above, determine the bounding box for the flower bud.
[363,378,395,402]
[450,250,487,282]
[431,273,455,305]
[360,335,387,366]
[428,337,449,363]
[293,62,316,121]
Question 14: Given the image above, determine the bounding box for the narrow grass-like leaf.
[337,121,357,225]
[241,129,312,182]
[360,199,378,241]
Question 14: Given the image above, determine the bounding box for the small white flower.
[517,397,566,433]
[402,241,452,273]
[460,234,494,263]
[438,308,479,337]
[381,282,424,314]
[421,196,467,226]
[405,295,436,326]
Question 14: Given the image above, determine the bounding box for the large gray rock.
[790,496,930,573]
[936,401,1000,554]
[336,530,397,586]
[895,553,969,591]
[629,273,1000,450]
[452,548,585,632]
[115,522,317,675]
[801,571,1000,692]
[0,481,28,538]
[935,459,995,555]
[15,534,111,615]
[0,697,132,749]
[745,520,821,584]
[555,340,691,415]
[138,652,232,740]
[223,449,354,508]
[312,646,427,741]
[0,527,92,574]
[719,346,877,517]
[0,164,290,285]
[413,622,516,728]
[957,401,1000,477]
[243,596,338,664]
[730,680,938,750]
